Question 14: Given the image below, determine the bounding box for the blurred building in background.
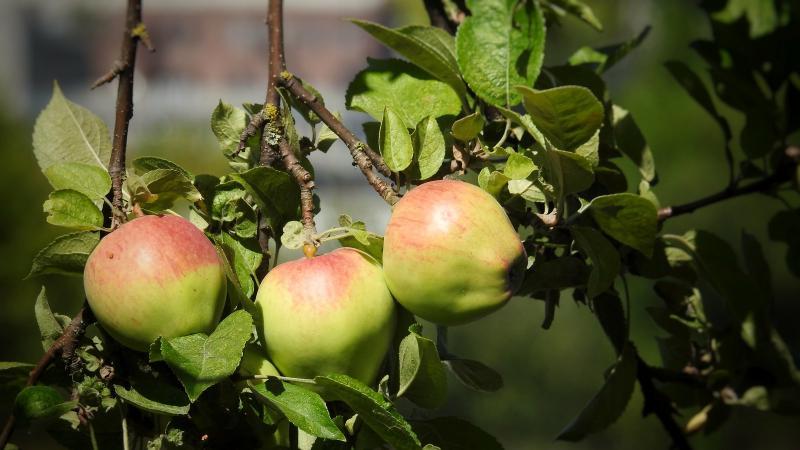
[1,1,799,449]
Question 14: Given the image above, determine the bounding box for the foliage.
[3,0,800,449]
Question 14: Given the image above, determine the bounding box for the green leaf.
[280,221,305,250]
[688,231,763,323]
[212,245,256,314]
[741,231,772,301]
[713,0,779,38]
[571,226,620,299]
[504,153,536,180]
[495,106,546,143]
[547,0,603,31]
[0,363,35,404]
[517,85,604,151]
[612,105,656,182]
[664,61,732,144]
[412,416,504,450]
[34,288,64,351]
[575,130,600,168]
[534,148,595,196]
[315,374,421,450]
[347,58,461,126]
[517,256,590,295]
[215,233,262,298]
[456,0,546,106]
[229,167,300,232]
[444,359,503,393]
[316,112,341,153]
[450,111,484,142]
[204,179,245,223]
[408,116,446,181]
[336,215,384,262]
[129,169,202,211]
[114,379,190,416]
[398,328,448,409]
[43,190,103,230]
[768,209,800,277]
[589,193,657,257]
[592,292,628,355]
[250,379,346,442]
[350,20,466,101]
[557,344,637,441]
[132,156,193,180]
[161,310,253,402]
[477,168,510,197]
[44,162,111,200]
[379,107,414,172]
[285,78,325,125]
[211,100,248,156]
[27,231,100,278]
[14,386,77,422]
[32,81,111,173]
[568,27,650,74]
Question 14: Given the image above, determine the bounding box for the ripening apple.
[383,180,527,325]
[83,215,227,351]
[255,248,396,384]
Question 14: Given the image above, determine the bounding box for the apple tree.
[2,0,799,449]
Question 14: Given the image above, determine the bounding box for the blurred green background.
[1,0,798,448]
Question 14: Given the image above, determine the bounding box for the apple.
[383,180,526,325]
[83,214,227,351]
[255,248,396,384]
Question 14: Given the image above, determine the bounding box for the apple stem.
[303,243,317,259]
[131,202,145,218]
[251,374,317,385]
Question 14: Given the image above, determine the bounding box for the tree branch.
[279,74,399,205]
[260,0,285,167]
[1,2,149,445]
[0,306,94,449]
[105,0,147,229]
[637,355,693,450]
[278,135,316,237]
[278,74,392,177]
[657,147,799,221]
[255,0,288,276]
[261,0,317,245]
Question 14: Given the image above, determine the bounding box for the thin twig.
[277,74,392,178]
[280,74,399,205]
[91,60,128,90]
[0,306,94,449]
[657,147,798,221]
[636,354,693,450]
[261,0,285,167]
[106,0,147,229]
[278,137,316,237]
[254,0,286,276]
[263,0,317,241]
[236,111,265,155]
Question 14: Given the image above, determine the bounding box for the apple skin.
[83,215,227,351]
[255,248,396,384]
[383,180,526,325]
